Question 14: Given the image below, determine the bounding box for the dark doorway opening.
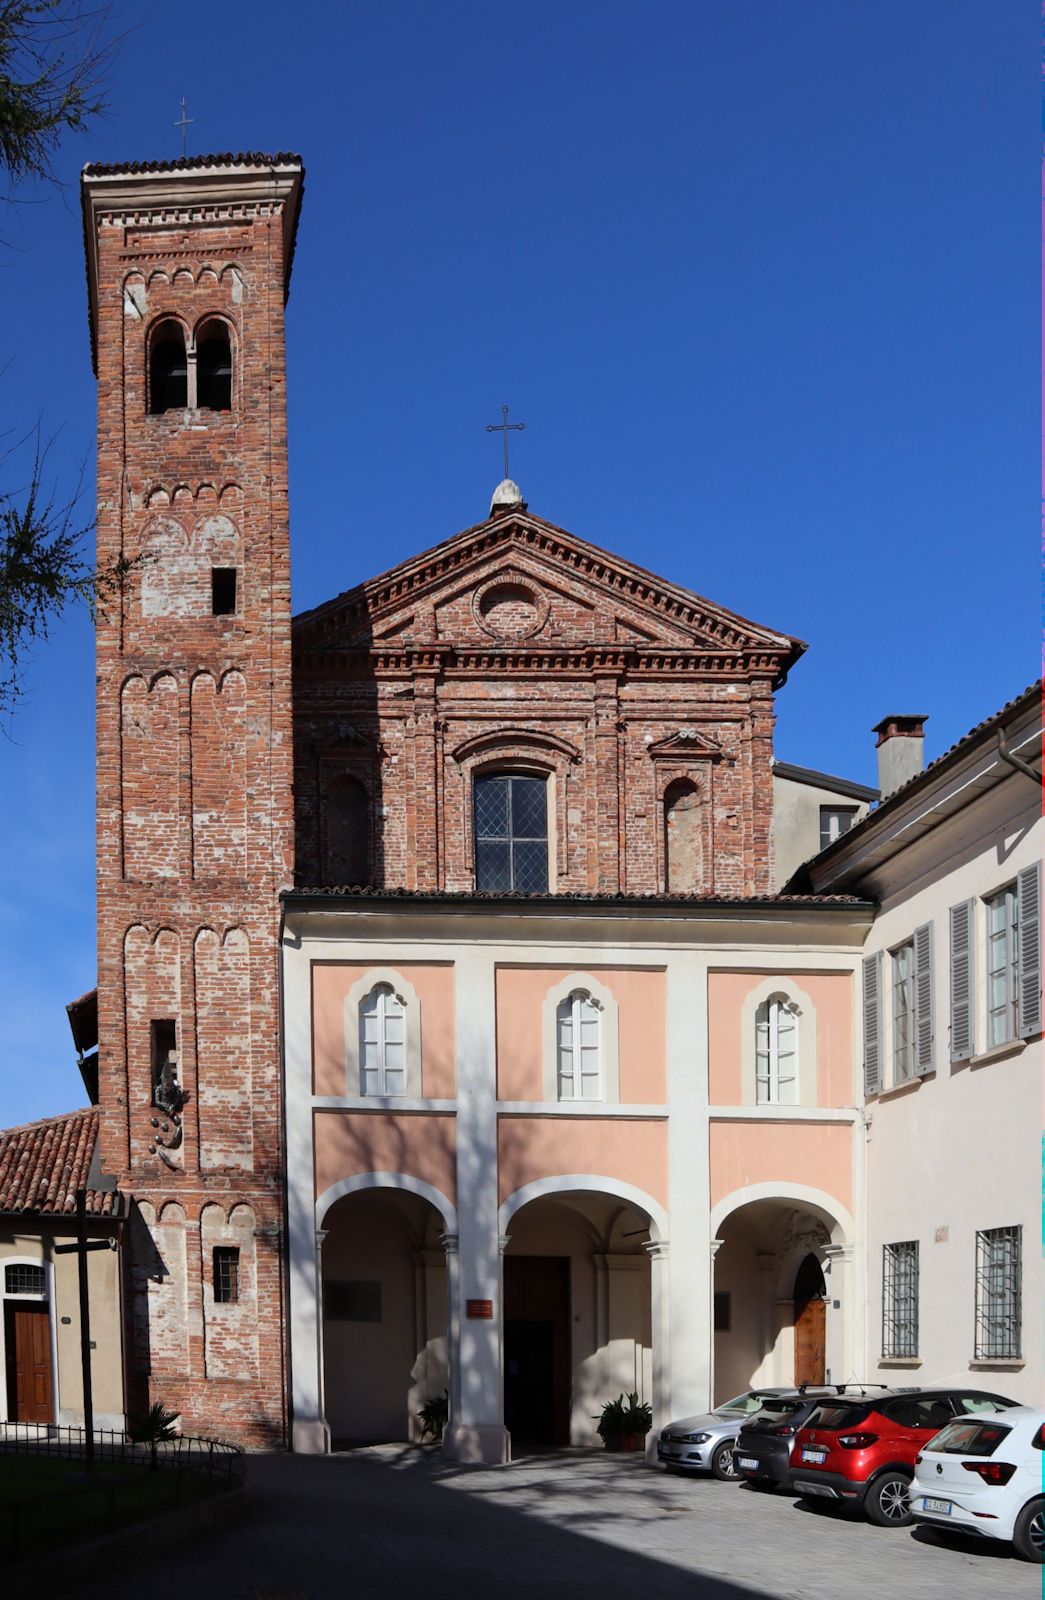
[503,1255,570,1449]
[793,1252,826,1387]
[4,1301,52,1423]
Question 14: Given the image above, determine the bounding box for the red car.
[789,1388,1018,1527]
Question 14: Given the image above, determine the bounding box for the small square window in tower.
[150,1019,178,1104]
[211,567,237,616]
[213,1247,240,1304]
[474,774,548,892]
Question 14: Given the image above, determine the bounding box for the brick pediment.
[646,728,727,761]
[294,510,804,681]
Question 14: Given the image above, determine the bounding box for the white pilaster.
[442,950,509,1465]
[646,1240,671,1444]
[284,934,330,1455]
[823,1242,855,1386]
[666,951,709,1418]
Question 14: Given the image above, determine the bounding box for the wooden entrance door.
[503,1256,571,1448]
[793,1252,826,1387]
[4,1302,52,1423]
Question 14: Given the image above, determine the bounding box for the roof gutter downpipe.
[997,728,1042,789]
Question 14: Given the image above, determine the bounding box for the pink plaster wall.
[312,961,456,1098]
[497,1116,668,1210]
[495,966,666,1102]
[707,970,853,1107]
[314,1111,457,1206]
[709,1121,852,1215]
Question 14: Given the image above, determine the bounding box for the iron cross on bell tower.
[485,404,525,480]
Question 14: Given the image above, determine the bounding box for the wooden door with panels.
[793,1253,826,1388]
[4,1301,53,1424]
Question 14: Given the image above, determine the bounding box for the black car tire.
[711,1440,737,1480]
[1013,1499,1045,1563]
[864,1471,913,1528]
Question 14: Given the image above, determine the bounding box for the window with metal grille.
[891,941,916,1082]
[556,990,602,1100]
[359,983,405,1095]
[213,1247,240,1304]
[975,1226,1021,1360]
[5,1263,46,1297]
[985,885,1019,1048]
[755,994,799,1104]
[882,1241,918,1358]
[473,774,548,892]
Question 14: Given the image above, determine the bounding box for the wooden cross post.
[54,1190,115,1469]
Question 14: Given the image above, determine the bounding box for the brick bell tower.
[82,154,303,1444]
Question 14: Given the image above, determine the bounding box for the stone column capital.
[709,1237,725,1260]
[314,1228,329,1253]
[822,1243,853,1265]
[440,1231,459,1256]
[646,1239,670,1261]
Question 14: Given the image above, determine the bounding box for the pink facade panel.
[311,961,456,1098]
[497,1116,668,1211]
[314,1111,457,1207]
[709,1121,852,1215]
[707,969,853,1108]
[495,966,667,1102]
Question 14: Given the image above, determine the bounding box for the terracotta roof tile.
[283,885,870,909]
[0,1108,119,1218]
[81,151,302,177]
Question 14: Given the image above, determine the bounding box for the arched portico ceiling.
[709,1182,854,1248]
[498,1174,669,1243]
[315,1171,458,1235]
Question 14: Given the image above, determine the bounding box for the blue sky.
[0,0,1036,1127]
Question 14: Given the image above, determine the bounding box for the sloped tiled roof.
[0,1108,119,1218]
[284,885,871,909]
[81,151,302,177]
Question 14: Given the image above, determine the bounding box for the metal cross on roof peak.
[485,404,526,480]
[174,97,194,157]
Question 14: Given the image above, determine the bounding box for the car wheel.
[864,1471,913,1528]
[1013,1499,1045,1564]
[711,1441,737,1481]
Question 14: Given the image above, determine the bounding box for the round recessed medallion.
[473,574,549,640]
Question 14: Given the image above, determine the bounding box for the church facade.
[74,154,1040,1461]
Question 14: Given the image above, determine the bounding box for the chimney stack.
[872,714,928,797]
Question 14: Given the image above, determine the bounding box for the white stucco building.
[795,683,1043,1404]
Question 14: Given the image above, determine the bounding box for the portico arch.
[316,1174,457,1448]
[499,1174,669,1242]
[709,1183,854,1403]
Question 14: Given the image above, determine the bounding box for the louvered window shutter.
[913,922,934,1075]
[949,900,975,1062]
[1017,861,1042,1039]
[863,951,883,1096]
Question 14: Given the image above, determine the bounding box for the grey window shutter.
[1017,861,1042,1039]
[949,900,975,1062]
[914,922,934,1075]
[863,951,883,1096]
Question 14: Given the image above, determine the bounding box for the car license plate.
[801,1447,828,1464]
[738,1457,759,1471]
[921,1497,952,1515]
[659,1445,685,1457]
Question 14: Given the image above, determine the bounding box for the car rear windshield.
[928,1421,1012,1458]
[746,1398,803,1423]
[805,1402,873,1430]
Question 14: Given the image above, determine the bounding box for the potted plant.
[128,1401,180,1469]
[595,1391,653,1453]
[417,1390,449,1444]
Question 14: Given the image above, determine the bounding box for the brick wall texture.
[90,166,296,1446]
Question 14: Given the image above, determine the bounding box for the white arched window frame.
[344,968,422,1099]
[541,973,620,1104]
[755,995,800,1105]
[556,991,603,1100]
[740,977,818,1108]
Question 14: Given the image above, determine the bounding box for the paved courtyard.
[56,1446,1039,1600]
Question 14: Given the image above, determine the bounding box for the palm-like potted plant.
[128,1402,180,1469]
[417,1390,449,1444]
[595,1391,653,1453]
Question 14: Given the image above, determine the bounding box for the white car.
[910,1405,1045,1563]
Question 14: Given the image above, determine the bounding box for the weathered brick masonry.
[292,510,803,896]
[84,156,302,1445]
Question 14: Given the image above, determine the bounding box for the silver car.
[657,1388,797,1479]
